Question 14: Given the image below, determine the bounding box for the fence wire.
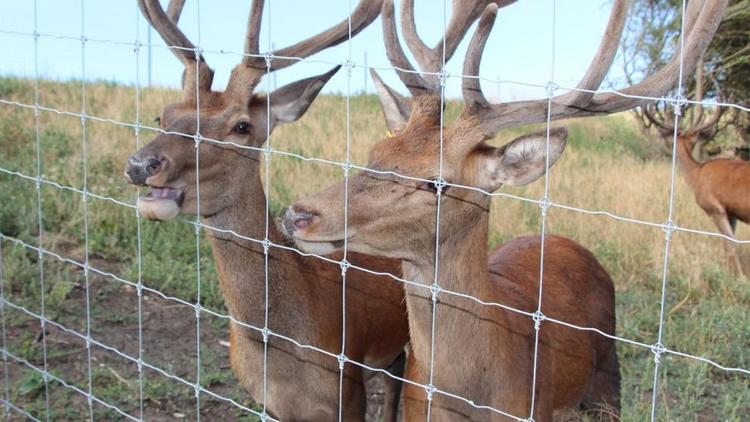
[0,0,749,421]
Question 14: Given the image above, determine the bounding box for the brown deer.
[283,0,727,420]
[642,102,748,277]
[126,1,409,420]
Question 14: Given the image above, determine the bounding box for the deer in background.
[126,1,409,420]
[284,0,727,419]
[641,100,747,277]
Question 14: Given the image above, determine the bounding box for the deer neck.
[400,208,498,359]
[675,135,701,189]
[202,169,311,331]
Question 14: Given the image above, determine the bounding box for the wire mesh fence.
[0,0,749,421]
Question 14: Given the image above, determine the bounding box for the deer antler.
[400,0,516,89]
[382,0,514,97]
[141,0,383,103]
[462,0,728,139]
[242,0,384,71]
[139,0,213,101]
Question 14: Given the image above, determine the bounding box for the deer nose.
[283,206,318,236]
[125,155,163,185]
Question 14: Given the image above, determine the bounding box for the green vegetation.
[1,77,748,420]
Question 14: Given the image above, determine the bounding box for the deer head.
[282,0,727,259]
[125,0,382,221]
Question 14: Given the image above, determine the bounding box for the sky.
[0,0,617,101]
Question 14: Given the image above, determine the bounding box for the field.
[0,77,749,421]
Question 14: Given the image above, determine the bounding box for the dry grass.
[1,77,749,420]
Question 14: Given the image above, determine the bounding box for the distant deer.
[642,101,747,277]
[126,1,409,420]
[283,0,726,419]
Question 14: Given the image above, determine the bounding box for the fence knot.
[337,353,348,369]
[538,196,551,216]
[262,238,271,255]
[260,411,269,421]
[193,133,202,148]
[433,177,447,194]
[424,383,437,401]
[339,259,351,276]
[670,95,687,117]
[545,81,559,97]
[661,220,677,241]
[532,310,546,330]
[264,52,274,68]
[650,342,666,365]
[430,282,441,302]
[193,47,203,61]
[437,69,450,87]
[194,303,202,318]
[263,145,273,162]
[342,160,353,176]
[261,327,270,343]
[343,59,356,77]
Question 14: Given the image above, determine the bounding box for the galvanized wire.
[0,1,748,420]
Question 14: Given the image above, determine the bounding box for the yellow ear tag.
[385,129,394,138]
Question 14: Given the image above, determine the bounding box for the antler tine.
[401,0,516,87]
[243,0,264,65]
[581,0,727,112]
[382,0,431,96]
[243,0,384,71]
[692,104,725,137]
[472,0,727,138]
[462,4,499,108]
[166,0,185,23]
[642,102,676,135]
[139,0,213,97]
[140,0,203,67]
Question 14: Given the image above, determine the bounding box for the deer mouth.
[136,186,186,221]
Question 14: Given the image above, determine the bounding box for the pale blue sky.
[0,1,616,100]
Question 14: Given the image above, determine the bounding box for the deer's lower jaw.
[293,238,342,256]
[136,187,185,221]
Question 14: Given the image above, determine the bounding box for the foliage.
[619,0,750,148]
[0,78,748,419]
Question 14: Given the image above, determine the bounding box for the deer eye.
[234,121,251,134]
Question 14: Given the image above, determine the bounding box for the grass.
[0,76,749,420]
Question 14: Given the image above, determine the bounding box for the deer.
[282,0,727,420]
[641,100,748,277]
[126,1,409,420]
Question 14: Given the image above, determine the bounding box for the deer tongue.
[137,187,185,221]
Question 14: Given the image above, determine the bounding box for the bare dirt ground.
[3,256,390,421]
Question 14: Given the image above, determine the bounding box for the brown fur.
[287,96,620,420]
[676,134,750,276]
[127,85,409,420]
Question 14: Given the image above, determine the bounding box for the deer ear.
[371,69,411,134]
[475,127,567,191]
[265,65,341,130]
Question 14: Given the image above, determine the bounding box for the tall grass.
[1,77,748,420]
